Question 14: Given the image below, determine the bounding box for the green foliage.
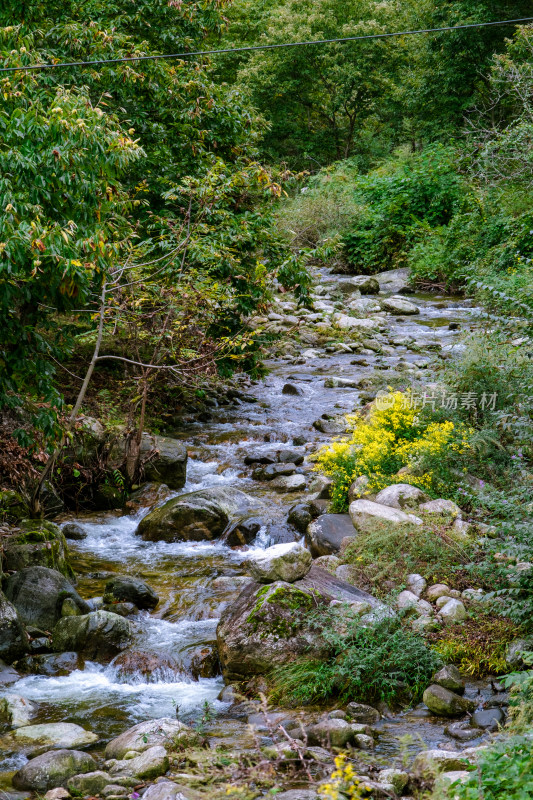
[343,145,469,274]
[270,610,441,706]
[431,613,517,677]
[439,737,533,800]
[504,656,533,732]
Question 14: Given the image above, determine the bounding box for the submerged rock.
[249,542,312,583]
[52,611,132,661]
[137,486,261,542]
[12,750,96,791]
[217,581,327,680]
[5,567,90,632]
[104,575,159,610]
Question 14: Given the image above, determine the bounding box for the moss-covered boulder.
[216,581,327,680]
[0,489,28,521]
[0,591,29,664]
[5,567,90,632]
[52,611,132,661]
[137,486,261,542]
[3,520,74,579]
[12,749,96,791]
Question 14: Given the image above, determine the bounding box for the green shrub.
[270,611,441,707]
[439,737,533,800]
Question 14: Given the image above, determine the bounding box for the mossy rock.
[0,489,28,521]
[216,580,327,680]
[3,520,74,580]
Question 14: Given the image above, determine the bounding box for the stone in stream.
[110,650,182,682]
[345,276,380,294]
[222,516,263,547]
[278,448,305,465]
[254,462,297,481]
[0,591,28,663]
[445,721,481,741]
[423,684,477,717]
[61,522,87,541]
[287,503,313,533]
[103,575,159,610]
[471,708,504,731]
[0,658,21,686]
[248,542,312,583]
[243,451,276,465]
[12,749,96,792]
[125,482,173,511]
[10,722,98,752]
[308,475,333,499]
[216,581,329,680]
[269,474,307,493]
[0,692,38,727]
[345,702,380,725]
[305,718,363,748]
[313,417,347,434]
[381,296,420,315]
[52,611,132,661]
[105,718,191,759]
[282,383,302,395]
[2,521,74,579]
[374,484,429,509]
[349,499,423,533]
[332,314,380,331]
[137,486,262,542]
[432,665,465,694]
[306,514,355,556]
[15,652,84,677]
[5,566,91,632]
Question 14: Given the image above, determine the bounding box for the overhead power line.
[1,16,533,75]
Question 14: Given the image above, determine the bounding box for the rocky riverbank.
[1,266,529,800]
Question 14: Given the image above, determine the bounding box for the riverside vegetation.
[2,2,533,800]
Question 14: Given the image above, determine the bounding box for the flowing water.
[1,273,490,782]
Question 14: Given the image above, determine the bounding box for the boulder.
[377,769,409,794]
[412,749,469,778]
[216,581,327,680]
[346,276,380,295]
[255,463,297,481]
[419,499,462,518]
[287,503,313,534]
[423,684,477,717]
[306,719,358,748]
[0,692,38,727]
[2,521,74,579]
[505,636,533,668]
[108,746,168,780]
[333,314,380,332]
[308,475,333,500]
[345,702,380,725]
[110,650,182,682]
[471,708,504,731]
[61,523,87,541]
[306,514,355,556]
[12,750,96,792]
[0,658,21,686]
[278,449,305,465]
[374,484,429,509]
[396,590,432,616]
[349,500,422,533]
[295,565,380,608]
[15,652,84,677]
[269,474,307,493]
[249,543,312,583]
[432,665,465,694]
[68,771,113,795]
[190,644,220,679]
[125,483,172,511]
[52,611,132,661]
[439,599,467,624]
[313,418,347,435]
[12,722,98,751]
[222,516,262,547]
[104,576,159,610]
[407,573,427,597]
[5,567,91,632]
[142,782,187,800]
[0,591,28,663]
[108,434,187,490]
[105,718,190,759]
[381,296,420,315]
[426,584,451,602]
[137,487,260,542]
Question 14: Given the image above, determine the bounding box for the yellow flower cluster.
[319,755,369,800]
[314,391,472,510]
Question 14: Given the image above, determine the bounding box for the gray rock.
[287,503,313,534]
[68,771,114,795]
[52,611,132,661]
[12,750,96,791]
[419,499,463,518]
[222,516,263,547]
[333,314,380,332]
[249,543,312,583]
[347,476,371,503]
[306,514,355,556]
[345,702,380,725]
[346,276,380,295]
[308,475,333,499]
[432,665,465,694]
[306,718,358,748]
[5,567,90,632]
[312,418,347,435]
[0,658,21,685]
[108,746,168,780]
[269,474,307,493]
[407,573,427,597]
[137,487,260,542]
[381,296,420,315]
[105,718,190,759]
[142,782,187,800]
[445,722,481,741]
[216,581,328,680]
[15,652,84,677]
[349,499,422,532]
[11,722,98,751]
[506,636,533,668]
[282,383,302,396]
[439,599,467,624]
[377,769,408,793]
[295,565,381,608]
[0,692,38,727]
[104,576,159,610]
[139,435,187,490]
[423,684,477,717]
[244,452,276,466]
[412,749,469,778]
[426,583,451,602]
[268,792,316,800]
[255,462,297,480]
[0,591,28,663]
[2,520,73,578]
[61,523,87,541]
[278,449,305,465]
[374,484,429,509]
[471,708,504,731]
